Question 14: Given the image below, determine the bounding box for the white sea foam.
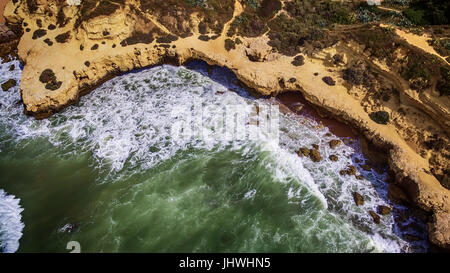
[0,189,24,253]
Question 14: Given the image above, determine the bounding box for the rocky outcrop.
[3,0,450,249]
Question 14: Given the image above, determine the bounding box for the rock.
[340,165,357,176]
[312,144,319,150]
[39,69,56,84]
[9,64,14,71]
[1,79,16,91]
[369,111,389,125]
[369,210,381,224]
[322,76,335,86]
[45,81,62,91]
[329,139,341,149]
[377,205,392,215]
[347,165,357,175]
[353,192,364,206]
[355,175,363,180]
[44,38,53,46]
[329,155,338,161]
[360,164,371,171]
[309,148,322,162]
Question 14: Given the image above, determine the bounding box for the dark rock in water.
[312,144,319,150]
[347,165,357,175]
[332,53,344,65]
[292,55,305,66]
[369,111,389,125]
[9,64,14,71]
[309,148,322,162]
[340,165,357,176]
[360,164,371,171]
[329,139,341,149]
[44,38,53,46]
[322,76,335,86]
[353,192,364,206]
[369,210,381,224]
[355,175,364,180]
[298,147,310,157]
[1,79,16,91]
[378,205,392,215]
[329,154,338,161]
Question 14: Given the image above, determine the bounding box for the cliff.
[3,0,450,249]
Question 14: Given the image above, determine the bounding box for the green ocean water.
[0,60,427,253]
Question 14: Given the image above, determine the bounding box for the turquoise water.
[0,60,427,253]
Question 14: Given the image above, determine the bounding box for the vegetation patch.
[291,55,305,66]
[369,111,390,125]
[55,32,71,43]
[322,76,336,86]
[120,31,160,47]
[224,38,236,51]
[43,38,53,46]
[32,29,47,40]
[156,34,178,44]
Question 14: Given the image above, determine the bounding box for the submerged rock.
[298,147,310,157]
[369,210,381,224]
[329,154,338,161]
[353,192,364,206]
[378,205,392,215]
[329,139,341,149]
[309,148,322,162]
[1,79,16,91]
[347,165,357,175]
[340,165,357,176]
[369,111,390,125]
